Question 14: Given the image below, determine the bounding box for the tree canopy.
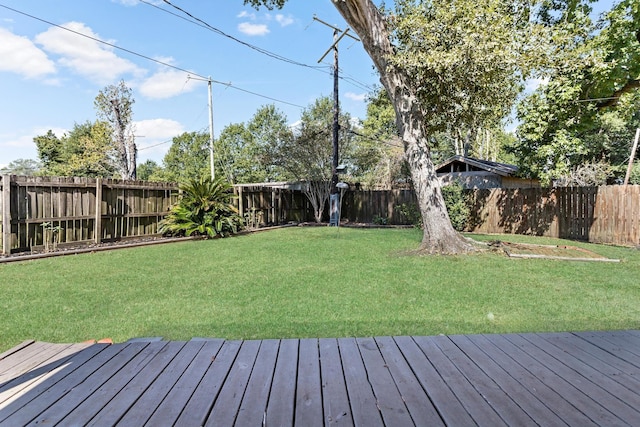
[511,0,640,184]
[34,121,115,178]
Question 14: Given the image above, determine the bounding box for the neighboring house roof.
[435,156,519,177]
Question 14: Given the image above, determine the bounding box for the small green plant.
[244,207,264,230]
[441,181,470,231]
[396,203,422,228]
[40,221,61,252]
[372,215,388,225]
[159,177,244,238]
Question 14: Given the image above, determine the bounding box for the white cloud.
[0,28,56,78]
[238,22,270,36]
[275,14,294,27]
[0,126,68,163]
[135,118,184,140]
[345,92,367,102]
[237,11,257,20]
[138,67,199,99]
[34,22,144,84]
[135,118,185,160]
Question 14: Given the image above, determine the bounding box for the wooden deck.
[1,331,640,426]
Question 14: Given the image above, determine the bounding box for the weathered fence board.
[468,185,640,246]
[1,176,178,254]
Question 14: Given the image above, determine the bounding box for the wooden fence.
[3,176,639,254]
[234,185,314,227]
[341,189,417,224]
[467,185,640,246]
[1,176,179,255]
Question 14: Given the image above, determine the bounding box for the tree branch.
[597,79,640,108]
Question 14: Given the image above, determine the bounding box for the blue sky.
[0,0,379,167]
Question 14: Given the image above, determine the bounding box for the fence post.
[2,175,11,255]
[95,178,102,244]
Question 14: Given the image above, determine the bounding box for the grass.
[1,227,639,352]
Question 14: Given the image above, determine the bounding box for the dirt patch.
[487,240,620,262]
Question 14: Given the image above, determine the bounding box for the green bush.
[395,183,470,231]
[395,203,422,228]
[372,215,388,225]
[441,181,470,231]
[159,177,244,238]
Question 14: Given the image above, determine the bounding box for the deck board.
[234,339,279,426]
[504,333,635,426]
[294,338,323,427]
[339,337,385,427]
[264,338,298,426]
[375,336,444,426]
[144,339,224,426]
[319,338,353,426]
[481,334,600,426]
[204,339,260,426]
[1,331,640,426]
[115,340,207,426]
[438,335,543,426]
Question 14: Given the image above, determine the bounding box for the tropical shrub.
[159,177,243,238]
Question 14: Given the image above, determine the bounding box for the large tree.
[34,121,115,178]
[279,96,356,222]
[160,131,210,183]
[94,80,137,180]
[0,159,41,176]
[511,0,640,184]
[247,0,535,253]
[215,105,293,184]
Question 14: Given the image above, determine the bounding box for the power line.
[137,139,173,151]
[0,3,304,109]
[143,0,375,94]
[158,0,327,71]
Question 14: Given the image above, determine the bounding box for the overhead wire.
[143,0,375,94]
[0,3,305,109]
[157,0,327,70]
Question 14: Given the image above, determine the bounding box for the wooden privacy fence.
[467,185,640,246]
[1,176,179,255]
[341,189,417,224]
[233,187,417,226]
[234,185,314,227]
[3,176,639,254]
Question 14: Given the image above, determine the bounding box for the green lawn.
[1,227,639,352]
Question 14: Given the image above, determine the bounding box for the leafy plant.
[40,221,61,252]
[372,215,388,225]
[159,177,243,238]
[396,203,422,228]
[441,181,470,231]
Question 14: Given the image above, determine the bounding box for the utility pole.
[207,77,215,180]
[314,16,359,226]
[624,128,639,185]
[187,75,216,180]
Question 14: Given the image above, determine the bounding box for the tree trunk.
[332,0,474,254]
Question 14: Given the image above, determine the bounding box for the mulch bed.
[0,236,196,263]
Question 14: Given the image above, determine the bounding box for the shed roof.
[435,156,519,177]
